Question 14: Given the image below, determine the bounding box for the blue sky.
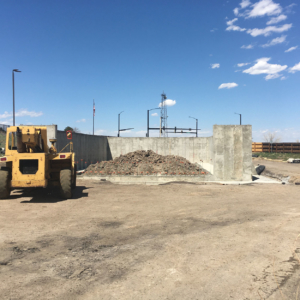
[0,0,299,141]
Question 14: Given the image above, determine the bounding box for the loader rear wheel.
[0,170,11,199]
[60,169,72,199]
[72,164,77,190]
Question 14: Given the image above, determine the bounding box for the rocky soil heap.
[85,150,209,176]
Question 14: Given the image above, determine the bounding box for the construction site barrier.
[252,142,300,153]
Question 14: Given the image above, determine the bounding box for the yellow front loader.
[0,126,76,199]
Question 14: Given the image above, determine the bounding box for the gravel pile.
[85,150,209,176]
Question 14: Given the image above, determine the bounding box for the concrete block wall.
[213,125,252,181]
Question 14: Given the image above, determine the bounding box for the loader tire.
[60,169,72,199]
[72,164,77,190]
[0,170,11,199]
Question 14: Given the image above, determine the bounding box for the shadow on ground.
[9,186,91,203]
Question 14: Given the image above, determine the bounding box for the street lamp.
[118,111,124,137]
[234,112,242,125]
[189,116,198,137]
[147,108,160,137]
[12,69,21,126]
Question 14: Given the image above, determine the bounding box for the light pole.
[147,108,160,137]
[189,116,198,137]
[234,112,242,125]
[118,111,124,137]
[12,69,21,126]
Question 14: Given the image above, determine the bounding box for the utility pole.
[235,112,242,125]
[118,111,124,137]
[93,99,95,135]
[189,116,198,137]
[12,69,21,126]
[147,108,160,137]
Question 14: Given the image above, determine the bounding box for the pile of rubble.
[85,150,209,176]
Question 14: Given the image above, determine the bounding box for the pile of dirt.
[85,150,209,176]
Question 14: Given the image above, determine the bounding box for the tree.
[263,131,281,143]
[64,126,80,133]
[72,127,80,133]
[263,131,281,153]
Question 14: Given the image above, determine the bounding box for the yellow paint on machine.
[11,180,48,188]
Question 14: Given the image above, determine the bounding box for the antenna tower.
[160,92,168,137]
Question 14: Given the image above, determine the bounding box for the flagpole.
[93,99,94,135]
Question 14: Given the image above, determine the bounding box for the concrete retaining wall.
[53,125,252,181]
[107,137,213,162]
[213,125,252,181]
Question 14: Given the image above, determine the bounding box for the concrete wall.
[56,131,108,167]
[107,137,213,163]
[50,125,252,181]
[213,125,252,181]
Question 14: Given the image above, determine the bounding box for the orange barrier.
[252,142,300,153]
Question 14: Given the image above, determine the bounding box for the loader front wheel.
[72,164,77,190]
[0,170,11,199]
[60,169,72,199]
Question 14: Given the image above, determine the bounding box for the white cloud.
[289,62,300,73]
[234,0,251,15]
[226,18,246,31]
[243,57,287,80]
[76,118,86,123]
[261,35,286,47]
[265,73,281,80]
[285,46,298,53]
[247,0,282,18]
[0,109,43,119]
[158,99,176,107]
[218,83,238,89]
[95,129,108,135]
[151,113,158,117]
[211,63,220,69]
[240,0,251,9]
[266,14,287,25]
[0,112,11,119]
[210,28,218,32]
[237,62,250,67]
[241,44,254,49]
[280,76,287,80]
[247,23,292,37]
[0,119,13,125]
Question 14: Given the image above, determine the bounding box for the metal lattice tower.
[160,92,168,137]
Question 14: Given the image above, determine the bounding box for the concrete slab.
[79,174,281,186]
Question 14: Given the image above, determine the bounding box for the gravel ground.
[0,179,300,299]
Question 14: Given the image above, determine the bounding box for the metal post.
[93,99,94,135]
[118,111,124,137]
[234,113,242,125]
[12,71,15,126]
[118,114,120,137]
[147,110,149,137]
[189,116,198,137]
[159,117,162,137]
[12,69,21,127]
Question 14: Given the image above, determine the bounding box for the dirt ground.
[253,158,300,183]
[1,178,300,300]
